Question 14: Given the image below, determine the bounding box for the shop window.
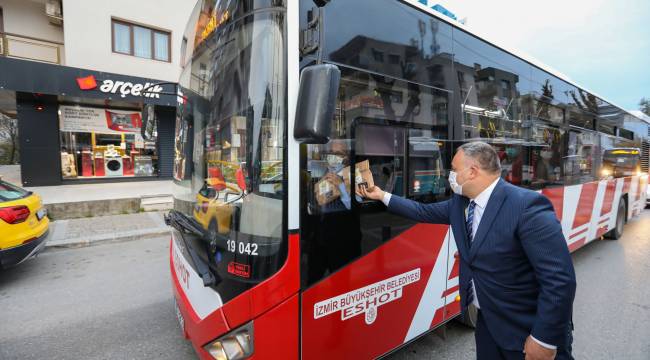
[59,105,158,179]
[112,19,171,62]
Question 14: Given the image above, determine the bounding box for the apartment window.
[371,48,384,62]
[112,19,170,62]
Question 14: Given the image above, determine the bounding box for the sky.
[425,0,650,112]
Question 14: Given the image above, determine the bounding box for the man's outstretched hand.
[356,185,385,202]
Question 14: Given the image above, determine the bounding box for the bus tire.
[605,199,626,240]
[458,304,478,328]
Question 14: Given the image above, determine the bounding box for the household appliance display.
[104,156,123,176]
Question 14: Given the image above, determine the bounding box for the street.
[1,210,649,359]
[0,237,195,360]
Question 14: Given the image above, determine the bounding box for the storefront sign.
[76,75,163,98]
[59,105,142,134]
[0,57,175,106]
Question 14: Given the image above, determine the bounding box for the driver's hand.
[356,185,385,201]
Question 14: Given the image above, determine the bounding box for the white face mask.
[326,154,344,167]
[448,169,470,195]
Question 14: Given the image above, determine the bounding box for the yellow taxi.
[193,181,237,237]
[0,179,49,269]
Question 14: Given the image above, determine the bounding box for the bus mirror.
[294,64,340,144]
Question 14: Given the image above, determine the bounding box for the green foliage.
[639,97,650,116]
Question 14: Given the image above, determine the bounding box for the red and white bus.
[168,0,650,359]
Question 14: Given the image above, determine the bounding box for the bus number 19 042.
[226,240,259,256]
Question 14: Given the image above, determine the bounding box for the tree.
[639,97,650,116]
[0,113,19,164]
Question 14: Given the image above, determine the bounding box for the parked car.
[0,180,49,269]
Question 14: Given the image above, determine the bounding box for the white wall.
[0,0,64,43]
[62,0,197,82]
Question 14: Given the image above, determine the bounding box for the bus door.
[300,107,457,358]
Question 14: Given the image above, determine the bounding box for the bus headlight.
[204,321,254,360]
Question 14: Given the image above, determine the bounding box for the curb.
[44,228,171,250]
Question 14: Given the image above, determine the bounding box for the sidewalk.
[0,165,21,185]
[26,180,172,205]
[27,180,173,220]
[45,211,171,249]
[1,164,173,220]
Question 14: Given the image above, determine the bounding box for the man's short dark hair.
[458,141,501,174]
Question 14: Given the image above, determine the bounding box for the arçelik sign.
[76,75,163,99]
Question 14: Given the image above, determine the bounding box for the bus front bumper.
[169,237,231,360]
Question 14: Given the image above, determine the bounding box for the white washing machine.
[105,156,124,176]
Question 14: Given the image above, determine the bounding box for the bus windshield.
[173,0,286,300]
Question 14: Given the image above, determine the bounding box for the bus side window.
[407,129,451,203]
[355,124,405,200]
[304,139,363,285]
[565,130,597,185]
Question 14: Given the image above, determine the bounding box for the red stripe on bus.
[600,180,617,216]
[447,256,459,280]
[622,178,631,194]
[569,227,588,239]
[441,285,460,298]
[430,307,445,329]
[444,300,461,322]
[572,182,598,230]
[542,186,564,221]
[568,238,586,252]
[595,226,609,238]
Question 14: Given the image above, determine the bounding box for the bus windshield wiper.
[165,210,220,287]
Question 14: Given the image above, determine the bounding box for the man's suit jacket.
[387,178,576,351]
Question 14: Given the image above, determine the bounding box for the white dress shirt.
[382,177,556,350]
[464,177,500,310]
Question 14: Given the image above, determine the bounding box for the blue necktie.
[466,200,476,306]
[466,200,476,244]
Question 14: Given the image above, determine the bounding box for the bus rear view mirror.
[294,64,341,144]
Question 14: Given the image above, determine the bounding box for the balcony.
[0,31,64,64]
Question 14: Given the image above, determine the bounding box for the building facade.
[0,0,196,186]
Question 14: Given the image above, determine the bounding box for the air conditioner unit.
[45,0,63,26]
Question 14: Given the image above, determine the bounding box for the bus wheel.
[605,199,626,240]
[458,304,478,328]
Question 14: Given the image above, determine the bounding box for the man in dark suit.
[358,141,576,360]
